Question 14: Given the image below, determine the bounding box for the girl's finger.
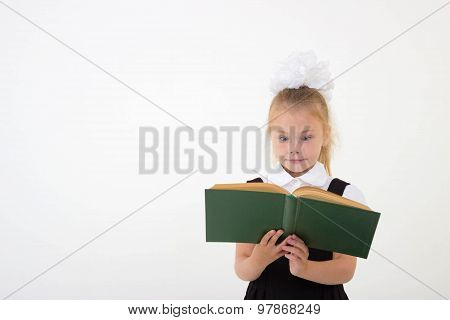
[276,236,291,250]
[268,229,284,246]
[260,230,277,245]
[277,250,287,259]
[284,246,308,260]
[291,234,305,244]
[285,252,302,262]
[287,239,309,256]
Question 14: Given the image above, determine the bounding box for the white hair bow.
[269,50,335,102]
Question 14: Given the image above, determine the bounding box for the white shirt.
[257,161,368,206]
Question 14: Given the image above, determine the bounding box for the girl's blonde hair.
[266,86,336,176]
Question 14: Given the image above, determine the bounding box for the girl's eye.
[278,135,312,142]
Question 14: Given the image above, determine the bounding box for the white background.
[0,0,449,299]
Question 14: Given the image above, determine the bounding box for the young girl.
[234,51,368,300]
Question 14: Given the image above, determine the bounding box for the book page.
[293,186,371,211]
[210,182,289,195]
[209,183,371,211]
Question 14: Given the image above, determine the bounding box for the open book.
[205,182,381,259]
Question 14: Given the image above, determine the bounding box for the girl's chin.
[283,161,309,173]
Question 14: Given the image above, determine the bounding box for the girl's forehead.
[270,110,322,132]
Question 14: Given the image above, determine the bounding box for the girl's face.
[269,106,329,177]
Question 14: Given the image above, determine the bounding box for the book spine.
[294,198,305,239]
[282,194,297,236]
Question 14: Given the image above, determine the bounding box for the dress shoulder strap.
[327,178,350,196]
[246,177,263,183]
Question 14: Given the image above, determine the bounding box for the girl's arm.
[234,243,266,281]
[235,254,267,282]
[297,252,357,285]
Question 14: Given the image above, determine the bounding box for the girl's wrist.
[295,260,309,279]
[249,254,268,272]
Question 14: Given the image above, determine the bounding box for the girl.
[234,51,368,300]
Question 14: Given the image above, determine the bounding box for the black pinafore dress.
[244,177,351,300]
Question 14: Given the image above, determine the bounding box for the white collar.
[266,161,329,188]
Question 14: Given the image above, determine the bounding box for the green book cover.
[205,189,381,259]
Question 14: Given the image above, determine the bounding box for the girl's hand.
[251,229,290,268]
[282,234,309,277]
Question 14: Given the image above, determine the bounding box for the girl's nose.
[288,140,302,154]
